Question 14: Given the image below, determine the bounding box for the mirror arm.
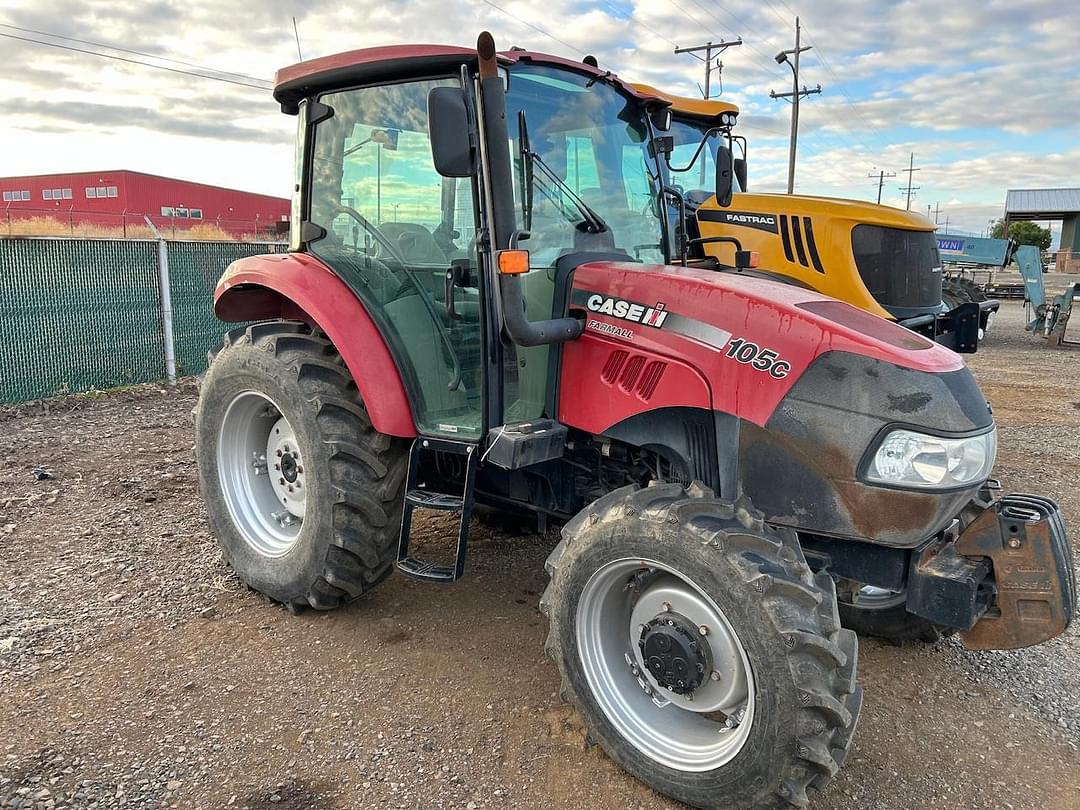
[662,184,690,265]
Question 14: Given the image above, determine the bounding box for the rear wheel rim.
[576,558,755,772]
[217,391,305,557]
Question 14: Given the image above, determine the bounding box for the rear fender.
[214,252,417,438]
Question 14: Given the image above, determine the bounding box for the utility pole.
[868,168,896,205]
[770,17,821,194]
[674,38,743,99]
[899,152,921,211]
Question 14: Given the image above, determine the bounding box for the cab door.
[305,77,485,438]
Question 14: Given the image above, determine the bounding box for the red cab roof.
[272,42,666,113]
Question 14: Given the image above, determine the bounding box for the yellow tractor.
[633,84,998,351]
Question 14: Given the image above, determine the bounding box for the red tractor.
[196,33,1074,809]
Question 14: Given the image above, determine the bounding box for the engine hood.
[708,192,935,232]
[566,260,963,429]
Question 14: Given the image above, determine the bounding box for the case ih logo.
[586,294,669,328]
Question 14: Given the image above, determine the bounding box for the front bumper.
[906,493,1075,650]
[899,299,1000,354]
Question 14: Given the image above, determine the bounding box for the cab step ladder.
[396,436,478,583]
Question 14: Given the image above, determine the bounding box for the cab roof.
[273,44,669,114]
[631,83,740,121]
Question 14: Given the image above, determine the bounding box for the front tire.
[541,483,861,809]
[196,321,408,611]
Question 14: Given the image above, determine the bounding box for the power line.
[899,152,921,210]
[0,32,272,90]
[674,39,742,99]
[769,17,821,194]
[478,0,584,54]
[0,22,271,85]
[599,1,680,49]
[868,168,896,204]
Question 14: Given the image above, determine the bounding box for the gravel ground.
[1,300,1078,809]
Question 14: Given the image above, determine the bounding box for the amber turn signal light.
[497,249,530,275]
[735,250,760,269]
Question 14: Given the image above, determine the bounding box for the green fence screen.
[167,240,286,377]
[0,237,285,404]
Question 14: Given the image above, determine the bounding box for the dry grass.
[2,216,260,242]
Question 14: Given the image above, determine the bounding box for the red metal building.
[0,170,289,238]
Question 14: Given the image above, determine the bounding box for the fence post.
[144,216,178,385]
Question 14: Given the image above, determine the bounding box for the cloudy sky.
[1,0,1077,237]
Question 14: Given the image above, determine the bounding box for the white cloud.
[0,0,1075,231]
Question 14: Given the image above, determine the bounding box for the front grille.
[851,225,942,309]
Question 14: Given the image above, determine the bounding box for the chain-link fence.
[168,240,287,377]
[0,237,286,403]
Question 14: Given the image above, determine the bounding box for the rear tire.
[541,483,861,809]
[196,321,408,610]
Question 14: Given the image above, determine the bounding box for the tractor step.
[405,489,465,511]
[396,436,478,584]
[396,556,459,583]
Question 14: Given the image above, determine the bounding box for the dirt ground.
[1,300,1078,809]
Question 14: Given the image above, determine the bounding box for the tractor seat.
[379,222,447,265]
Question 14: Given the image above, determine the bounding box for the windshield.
[667,117,742,197]
[504,65,664,265]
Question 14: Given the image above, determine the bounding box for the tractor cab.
[284,48,667,441]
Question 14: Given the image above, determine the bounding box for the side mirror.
[428,86,477,177]
[371,128,400,151]
[733,157,747,192]
[715,144,734,207]
[650,105,672,132]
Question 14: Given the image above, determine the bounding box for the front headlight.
[866,427,996,489]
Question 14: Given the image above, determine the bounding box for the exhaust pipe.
[475,32,583,347]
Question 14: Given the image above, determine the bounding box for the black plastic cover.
[851,225,942,310]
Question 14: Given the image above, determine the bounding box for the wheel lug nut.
[296,466,304,473]
[661,602,671,613]
[288,485,294,492]
[710,670,721,681]
[279,477,285,485]
[276,450,283,457]
[698,625,709,636]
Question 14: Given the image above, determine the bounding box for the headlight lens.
[867,427,996,489]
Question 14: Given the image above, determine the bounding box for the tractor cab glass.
[504,65,665,267]
[307,77,484,438]
[499,64,666,422]
[666,118,743,202]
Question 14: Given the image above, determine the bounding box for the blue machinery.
[937,235,1078,346]
[1014,244,1079,346]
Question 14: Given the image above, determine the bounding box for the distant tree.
[990,219,1052,250]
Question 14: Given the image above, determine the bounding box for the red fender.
[214,252,417,438]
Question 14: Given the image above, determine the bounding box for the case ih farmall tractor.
[196,33,1074,809]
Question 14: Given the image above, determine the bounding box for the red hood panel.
[560,261,963,432]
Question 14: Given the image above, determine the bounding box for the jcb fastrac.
[196,34,1074,809]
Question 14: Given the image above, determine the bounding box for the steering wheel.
[332,203,408,266]
[332,204,463,392]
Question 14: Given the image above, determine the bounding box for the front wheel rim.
[217,391,305,557]
[576,558,755,772]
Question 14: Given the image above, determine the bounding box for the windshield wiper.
[517,110,608,235]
